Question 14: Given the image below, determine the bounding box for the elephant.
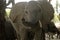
[9,1,54,40]
[22,1,54,40]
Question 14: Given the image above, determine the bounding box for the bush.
[52,13,60,22]
[5,9,11,17]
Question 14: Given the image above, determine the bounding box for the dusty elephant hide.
[9,1,54,40]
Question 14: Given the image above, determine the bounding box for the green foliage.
[52,13,60,22]
[57,14,60,20]
[5,9,11,17]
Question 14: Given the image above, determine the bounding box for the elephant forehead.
[25,1,40,13]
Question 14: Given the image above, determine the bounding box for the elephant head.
[22,1,54,26]
[22,1,42,24]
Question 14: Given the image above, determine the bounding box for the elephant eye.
[25,11,28,14]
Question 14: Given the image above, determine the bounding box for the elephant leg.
[42,29,45,40]
[32,21,45,40]
[33,28,45,40]
[27,31,35,40]
[17,34,20,40]
[16,27,28,40]
[20,29,28,40]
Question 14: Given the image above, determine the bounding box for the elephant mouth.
[22,18,39,27]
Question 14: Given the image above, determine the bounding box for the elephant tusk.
[39,20,42,28]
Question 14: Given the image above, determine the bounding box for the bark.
[0,0,6,40]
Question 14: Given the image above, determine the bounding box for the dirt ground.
[45,33,60,40]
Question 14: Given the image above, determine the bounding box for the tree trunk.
[0,0,6,40]
[6,0,15,6]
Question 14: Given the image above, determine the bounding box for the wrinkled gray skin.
[24,1,54,31]
[9,2,29,40]
[24,1,54,24]
[9,1,54,40]
[23,1,54,40]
